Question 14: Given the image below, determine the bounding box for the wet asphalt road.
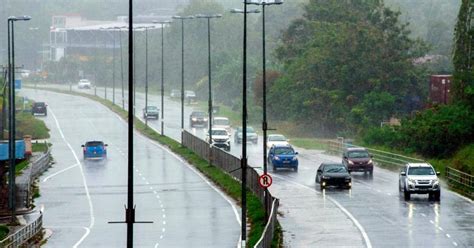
[20,88,240,247]
[32,84,474,247]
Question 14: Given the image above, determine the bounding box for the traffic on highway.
[2,0,473,248]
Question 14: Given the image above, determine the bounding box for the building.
[429,75,452,105]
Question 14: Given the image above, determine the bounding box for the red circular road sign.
[258,174,273,188]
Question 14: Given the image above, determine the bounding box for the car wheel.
[272,165,277,172]
[369,169,373,175]
[294,166,298,172]
[404,190,410,201]
[315,175,318,183]
[434,191,441,201]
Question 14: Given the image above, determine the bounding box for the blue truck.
[0,140,26,160]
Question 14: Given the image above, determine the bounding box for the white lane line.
[49,108,95,248]
[453,241,458,246]
[446,234,451,238]
[42,163,79,182]
[269,173,372,248]
[439,227,443,231]
[421,213,426,217]
[154,243,159,248]
[430,220,434,224]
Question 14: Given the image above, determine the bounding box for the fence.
[446,167,474,197]
[182,131,279,248]
[0,212,43,248]
[17,146,51,209]
[326,139,424,168]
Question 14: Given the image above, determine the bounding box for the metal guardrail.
[182,131,279,248]
[0,212,43,247]
[446,167,474,197]
[326,140,424,168]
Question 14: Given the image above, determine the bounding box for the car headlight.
[368,159,373,164]
[203,118,208,121]
[348,160,354,165]
[407,178,416,184]
[274,156,280,161]
[432,179,439,185]
[192,118,197,121]
[292,157,297,161]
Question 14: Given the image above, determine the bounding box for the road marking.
[446,234,451,238]
[439,227,443,231]
[453,241,458,246]
[421,213,426,217]
[42,163,79,182]
[49,108,95,248]
[430,220,434,224]
[268,173,372,248]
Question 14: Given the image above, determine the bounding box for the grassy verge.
[32,87,276,247]
[289,138,328,150]
[16,112,50,139]
[32,143,51,153]
[0,225,9,240]
[15,160,29,175]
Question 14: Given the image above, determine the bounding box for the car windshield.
[269,135,286,141]
[323,164,347,173]
[274,147,294,155]
[86,141,104,147]
[192,112,206,117]
[212,130,228,136]
[146,106,158,111]
[214,119,229,125]
[408,167,435,175]
[247,127,255,133]
[34,102,45,107]
[347,150,370,158]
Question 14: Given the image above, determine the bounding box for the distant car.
[234,126,258,144]
[170,89,181,98]
[78,79,92,89]
[143,106,159,120]
[399,163,441,201]
[82,141,108,160]
[342,147,374,175]
[206,128,231,151]
[268,144,298,172]
[189,111,208,128]
[212,117,231,133]
[267,134,289,148]
[185,90,196,104]
[315,163,352,189]
[32,102,47,116]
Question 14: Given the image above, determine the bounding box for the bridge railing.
[0,212,43,248]
[446,167,474,198]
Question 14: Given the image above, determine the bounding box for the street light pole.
[119,28,125,109]
[172,15,194,135]
[7,15,31,223]
[155,21,172,136]
[248,0,283,222]
[112,29,116,105]
[144,26,154,128]
[196,14,222,162]
[230,6,260,247]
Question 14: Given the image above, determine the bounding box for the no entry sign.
[258,174,273,189]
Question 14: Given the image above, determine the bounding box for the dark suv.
[189,111,208,128]
[342,147,373,175]
[32,102,47,116]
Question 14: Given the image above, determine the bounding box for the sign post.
[258,173,273,189]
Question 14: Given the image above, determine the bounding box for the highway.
[32,84,474,247]
[20,88,240,247]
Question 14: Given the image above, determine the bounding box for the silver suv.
[399,163,441,201]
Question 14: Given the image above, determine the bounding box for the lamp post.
[172,15,194,134]
[144,25,156,128]
[119,28,125,109]
[247,0,283,221]
[7,15,31,222]
[230,5,260,248]
[154,20,172,136]
[196,14,222,159]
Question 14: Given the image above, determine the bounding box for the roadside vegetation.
[0,224,9,240]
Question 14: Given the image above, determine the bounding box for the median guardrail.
[446,167,474,198]
[0,212,43,248]
[182,131,279,248]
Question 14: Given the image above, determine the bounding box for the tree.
[269,0,427,135]
[452,0,474,105]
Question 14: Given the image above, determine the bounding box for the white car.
[267,134,289,148]
[206,128,231,151]
[399,163,441,201]
[212,117,231,133]
[78,79,92,89]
